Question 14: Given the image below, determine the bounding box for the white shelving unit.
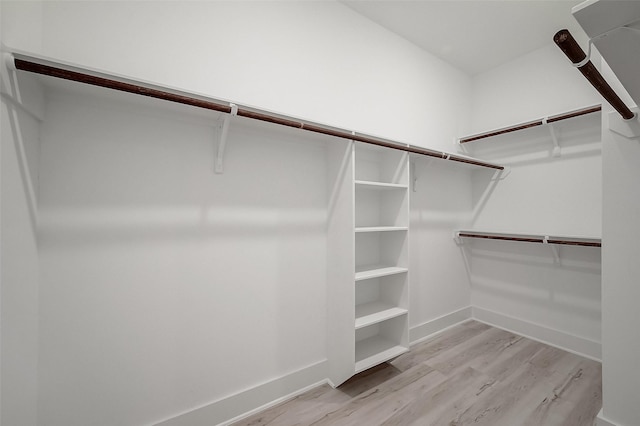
[326,141,410,387]
[352,142,410,375]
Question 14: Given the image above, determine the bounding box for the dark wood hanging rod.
[457,231,601,247]
[554,29,635,121]
[10,54,503,171]
[458,104,601,144]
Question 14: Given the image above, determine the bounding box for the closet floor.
[232,321,601,426]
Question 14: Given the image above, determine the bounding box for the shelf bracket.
[543,117,561,157]
[410,161,417,192]
[215,103,238,174]
[2,53,43,122]
[454,136,466,152]
[491,166,511,181]
[543,236,560,264]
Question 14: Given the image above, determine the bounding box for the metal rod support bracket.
[215,103,238,174]
[4,53,17,71]
[543,236,561,264]
[492,166,511,181]
[453,231,463,245]
[410,161,417,193]
[542,117,561,157]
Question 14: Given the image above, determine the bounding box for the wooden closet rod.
[554,29,635,121]
[458,104,601,144]
[10,55,503,171]
[457,231,601,247]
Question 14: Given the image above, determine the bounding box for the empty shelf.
[355,226,408,233]
[355,265,408,281]
[355,180,408,190]
[355,336,408,374]
[355,303,408,329]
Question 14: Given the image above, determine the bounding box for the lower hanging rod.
[456,231,601,247]
[9,53,503,171]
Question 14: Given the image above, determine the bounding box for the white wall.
[409,158,473,336]
[1,4,43,425]
[2,1,477,424]
[1,0,43,53]
[470,43,601,134]
[32,0,471,153]
[0,68,43,426]
[466,43,603,358]
[37,85,329,426]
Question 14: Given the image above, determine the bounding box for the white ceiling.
[341,0,588,76]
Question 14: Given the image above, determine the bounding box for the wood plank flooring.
[232,321,601,426]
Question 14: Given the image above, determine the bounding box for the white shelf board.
[355,180,408,190]
[355,226,408,233]
[355,265,408,281]
[355,336,408,374]
[355,303,408,329]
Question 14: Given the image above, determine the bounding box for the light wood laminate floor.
[232,321,601,426]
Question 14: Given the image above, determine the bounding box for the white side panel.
[601,105,640,426]
[574,2,640,423]
[326,140,354,387]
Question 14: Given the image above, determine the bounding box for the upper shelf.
[458,105,601,144]
[456,230,601,247]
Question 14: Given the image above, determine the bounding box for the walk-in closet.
[2,1,639,426]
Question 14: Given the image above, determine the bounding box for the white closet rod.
[7,52,504,171]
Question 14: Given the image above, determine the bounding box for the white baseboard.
[472,306,601,362]
[410,306,472,345]
[157,305,599,426]
[596,409,620,426]
[154,360,327,426]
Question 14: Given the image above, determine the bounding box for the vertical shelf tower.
[327,141,410,386]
